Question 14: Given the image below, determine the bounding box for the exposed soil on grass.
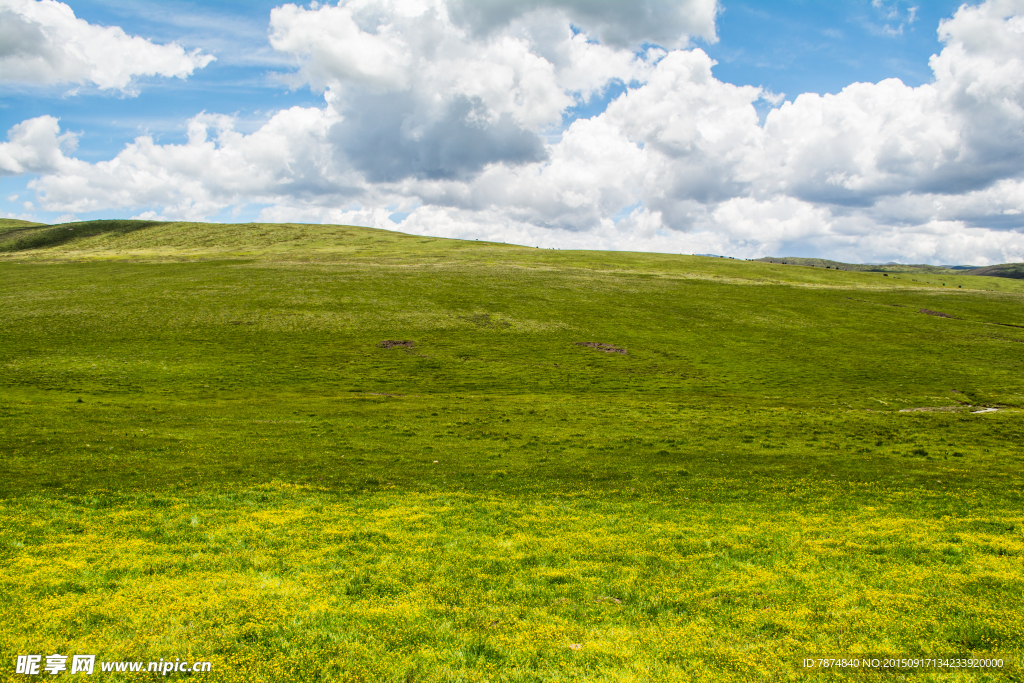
[900,405,1002,413]
[846,297,907,308]
[377,340,414,349]
[576,342,627,354]
[595,596,623,605]
[920,309,954,318]
[459,313,511,329]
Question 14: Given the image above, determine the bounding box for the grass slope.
[1,222,1022,682]
[969,263,1024,280]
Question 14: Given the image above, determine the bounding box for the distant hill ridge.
[754,256,1023,279]
[967,263,1024,279]
[2,219,1022,280]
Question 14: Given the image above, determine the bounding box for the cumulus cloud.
[29,108,346,219]
[0,115,77,175]
[268,0,665,181]
[331,93,547,182]
[6,0,1024,264]
[0,0,214,92]
[761,5,1024,203]
[444,0,719,48]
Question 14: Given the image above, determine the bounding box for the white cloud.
[868,0,920,36]
[0,115,77,175]
[269,2,414,92]
[760,1,1024,205]
[5,0,1024,265]
[445,0,719,48]
[1,209,43,222]
[269,0,665,181]
[0,0,214,92]
[28,107,345,219]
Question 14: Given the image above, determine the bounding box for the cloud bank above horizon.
[0,0,214,92]
[2,0,1023,265]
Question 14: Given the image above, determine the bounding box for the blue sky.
[2,0,1022,263]
[709,1,963,95]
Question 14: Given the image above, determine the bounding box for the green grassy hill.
[1,222,1022,682]
[968,262,1024,279]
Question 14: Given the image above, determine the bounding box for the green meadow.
[1,220,1022,681]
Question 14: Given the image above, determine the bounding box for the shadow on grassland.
[0,220,164,252]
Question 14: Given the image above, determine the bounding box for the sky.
[1,0,1022,264]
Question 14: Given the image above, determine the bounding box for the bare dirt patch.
[377,340,414,349]
[920,309,954,318]
[900,405,1003,413]
[459,313,511,329]
[595,596,623,605]
[575,342,627,354]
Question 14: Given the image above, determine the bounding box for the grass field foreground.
[1,221,1022,681]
